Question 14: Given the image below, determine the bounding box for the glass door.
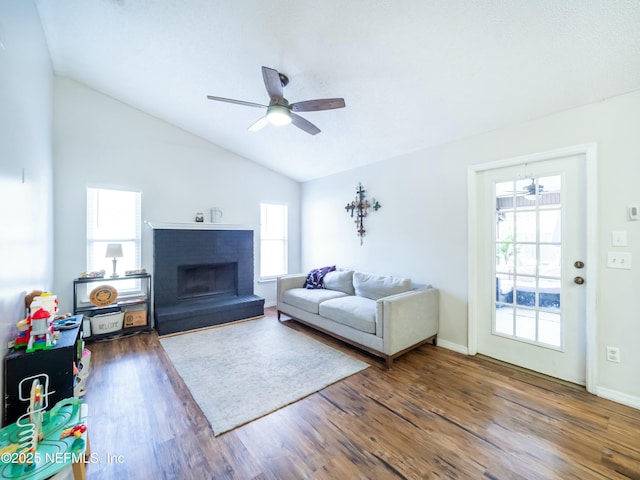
[495,175,562,348]
[476,154,587,385]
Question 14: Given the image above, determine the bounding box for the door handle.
[574,261,585,269]
[574,276,585,285]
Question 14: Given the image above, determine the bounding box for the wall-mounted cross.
[344,182,381,245]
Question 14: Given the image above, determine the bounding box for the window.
[494,175,562,348]
[260,203,288,278]
[87,187,141,293]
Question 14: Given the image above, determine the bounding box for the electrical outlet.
[606,346,621,363]
[607,252,632,269]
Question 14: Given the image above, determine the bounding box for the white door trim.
[468,143,598,393]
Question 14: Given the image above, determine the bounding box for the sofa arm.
[379,287,439,355]
[277,274,307,306]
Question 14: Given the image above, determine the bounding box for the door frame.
[468,143,598,393]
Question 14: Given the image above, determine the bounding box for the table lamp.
[105,243,124,278]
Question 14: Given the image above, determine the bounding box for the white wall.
[53,77,300,313]
[302,90,640,405]
[0,0,54,419]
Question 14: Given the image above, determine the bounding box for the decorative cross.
[344,182,381,245]
[344,203,355,217]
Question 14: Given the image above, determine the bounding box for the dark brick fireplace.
[153,227,264,335]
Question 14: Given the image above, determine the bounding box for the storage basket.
[90,311,124,334]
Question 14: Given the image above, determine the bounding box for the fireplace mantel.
[145,221,252,231]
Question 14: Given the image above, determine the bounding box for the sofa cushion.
[353,271,412,300]
[323,270,355,295]
[319,296,376,334]
[303,265,336,289]
[282,288,348,314]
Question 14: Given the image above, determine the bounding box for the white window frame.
[86,187,142,298]
[260,203,288,279]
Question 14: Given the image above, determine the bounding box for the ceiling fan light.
[266,105,292,126]
[523,179,542,200]
[524,186,538,201]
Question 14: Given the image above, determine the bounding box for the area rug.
[159,317,369,435]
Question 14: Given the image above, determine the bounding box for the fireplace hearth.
[152,227,264,335]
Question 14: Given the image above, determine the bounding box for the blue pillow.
[303,265,336,289]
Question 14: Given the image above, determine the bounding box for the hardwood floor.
[83,307,640,479]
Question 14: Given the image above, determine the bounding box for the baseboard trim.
[437,339,469,355]
[264,300,276,308]
[596,386,640,410]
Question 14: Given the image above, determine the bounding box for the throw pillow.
[353,271,412,300]
[303,265,336,289]
[323,270,355,295]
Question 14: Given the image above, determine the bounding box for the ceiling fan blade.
[261,66,284,102]
[291,113,321,135]
[290,98,346,112]
[206,95,267,109]
[248,116,269,132]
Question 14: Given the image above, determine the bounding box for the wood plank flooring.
[82,307,640,479]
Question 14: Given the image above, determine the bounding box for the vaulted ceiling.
[35,0,640,182]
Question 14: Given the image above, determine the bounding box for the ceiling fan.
[497,178,545,199]
[207,66,345,135]
[521,179,544,199]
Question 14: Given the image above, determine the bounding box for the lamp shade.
[266,105,292,126]
[105,243,124,258]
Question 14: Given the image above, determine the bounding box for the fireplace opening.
[177,263,237,300]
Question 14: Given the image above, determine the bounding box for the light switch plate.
[607,252,632,269]
[612,230,627,247]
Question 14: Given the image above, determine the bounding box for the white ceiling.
[34,0,640,182]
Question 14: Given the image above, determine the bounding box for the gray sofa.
[277,269,439,367]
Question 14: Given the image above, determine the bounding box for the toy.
[29,292,58,317]
[60,424,86,439]
[74,349,91,397]
[13,317,31,349]
[80,270,105,278]
[0,442,20,455]
[24,290,43,310]
[0,375,90,479]
[25,308,56,353]
[14,291,63,351]
[14,374,50,466]
[52,315,81,331]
